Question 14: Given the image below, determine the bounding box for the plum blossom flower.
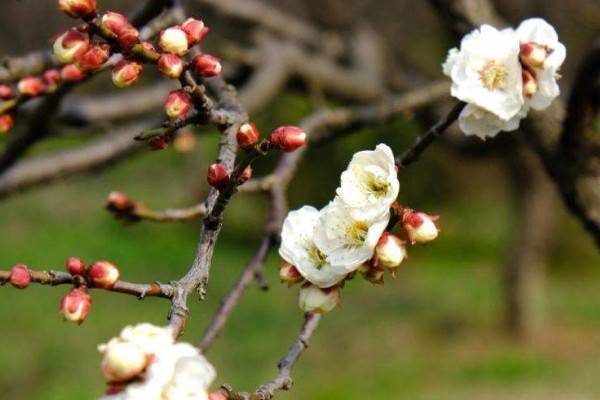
[336,144,399,220]
[443,25,523,121]
[279,206,348,288]
[458,103,528,140]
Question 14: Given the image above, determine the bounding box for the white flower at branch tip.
[443,25,524,120]
[458,103,528,140]
[336,143,399,221]
[298,284,341,314]
[279,206,348,288]
[118,323,174,354]
[517,18,566,111]
[314,198,389,273]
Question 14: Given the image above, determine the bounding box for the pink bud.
[112,60,143,88]
[375,233,407,269]
[116,24,140,49]
[208,392,227,400]
[101,12,128,35]
[402,209,439,244]
[192,54,222,77]
[60,64,87,82]
[66,257,86,275]
[298,284,340,313]
[139,42,159,60]
[59,287,92,324]
[89,260,120,289]
[522,69,538,98]
[520,43,548,69]
[279,260,303,287]
[159,27,189,56]
[164,90,192,119]
[158,54,185,79]
[17,77,44,97]
[239,165,252,185]
[181,18,209,45]
[53,29,89,64]
[43,69,62,87]
[107,191,135,212]
[78,43,110,71]
[0,85,15,100]
[236,122,260,151]
[269,126,306,152]
[58,0,98,19]
[10,264,31,289]
[207,163,229,190]
[0,114,14,135]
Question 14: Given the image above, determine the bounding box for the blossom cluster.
[279,144,439,313]
[443,18,566,139]
[97,323,217,400]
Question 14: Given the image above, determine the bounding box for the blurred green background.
[3,0,600,399]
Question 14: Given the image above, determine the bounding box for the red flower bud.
[89,260,120,289]
[159,27,189,56]
[0,114,14,135]
[66,257,86,275]
[157,54,185,79]
[207,163,229,190]
[10,264,31,289]
[269,126,306,152]
[279,260,303,287]
[59,287,92,324]
[191,54,222,77]
[43,69,62,87]
[148,135,170,151]
[182,18,209,45]
[112,60,143,88]
[107,191,135,212]
[101,12,128,35]
[520,43,548,69]
[78,43,110,71]
[17,77,44,97]
[58,0,98,19]
[53,29,89,64]
[239,165,252,185]
[402,209,439,244]
[116,24,140,49]
[236,122,260,151]
[61,64,87,82]
[139,42,159,60]
[164,90,192,119]
[0,85,15,100]
[208,392,228,400]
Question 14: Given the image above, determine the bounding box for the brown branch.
[222,313,322,400]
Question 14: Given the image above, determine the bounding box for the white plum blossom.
[279,206,348,288]
[314,198,389,273]
[458,103,528,139]
[298,284,340,313]
[443,25,523,120]
[516,18,566,110]
[336,144,399,221]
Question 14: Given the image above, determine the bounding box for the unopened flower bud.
[192,54,222,77]
[43,69,61,87]
[208,392,227,400]
[279,260,303,287]
[298,284,340,314]
[100,340,148,382]
[159,27,189,56]
[164,90,192,119]
[116,24,140,49]
[53,29,89,64]
[148,135,170,151]
[66,257,86,275]
[0,85,15,100]
[58,0,98,19]
[158,54,185,79]
[207,163,229,190]
[89,260,120,289]
[402,209,439,244]
[181,18,209,45]
[101,11,128,35]
[522,69,538,98]
[112,60,143,88]
[520,43,548,69]
[269,126,306,152]
[0,114,14,135]
[61,64,86,82]
[78,43,110,71]
[236,122,260,151]
[10,264,31,289]
[106,191,135,211]
[17,77,44,97]
[139,42,159,60]
[239,165,252,185]
[60,287,92,324]
[375,233,407,269]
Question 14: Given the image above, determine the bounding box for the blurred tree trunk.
[503,143,557,338]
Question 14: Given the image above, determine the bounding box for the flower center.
[345,221,369,248]
[479,61,507,91]
[354,166,390,198]
[308,244,328,270]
